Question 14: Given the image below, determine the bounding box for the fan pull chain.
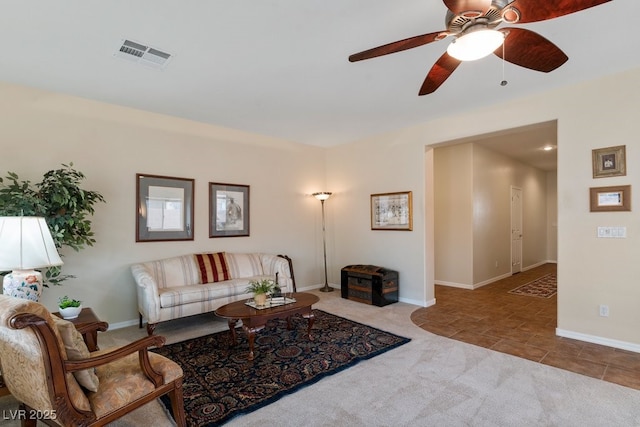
[500,40,508,86]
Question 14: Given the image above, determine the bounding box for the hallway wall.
[433,142,549,288]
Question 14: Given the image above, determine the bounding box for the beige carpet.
[2,289,640,426]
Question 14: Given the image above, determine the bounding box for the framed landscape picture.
[371,191,413,231]
[592,145,626,178]
[209,182,250,237]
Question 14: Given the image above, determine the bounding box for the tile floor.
[410,263,640,390]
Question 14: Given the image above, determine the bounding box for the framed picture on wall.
[589,185,631,212]
[136,174,194,242]
[371,191,413,231]
[592,145,626,178]
[209,182,250,237]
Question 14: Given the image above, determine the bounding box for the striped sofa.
[131,252,295,335]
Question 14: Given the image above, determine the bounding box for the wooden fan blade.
[349,31,446,62]
[443,0,492,17]
[419,52,461,95]
[495,28,568,72]
[509,0,612,24]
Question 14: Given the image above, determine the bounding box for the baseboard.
[522,260,556,271]
[115,283,431,329]
[393,296,432,307]
[472,272,513,289]
[436,272,513,290]
[436,261,557,291]
[435,280,474,290]
[300,283,429,307]
[108,319,139,330]
[556,328,640,353]
[297,283,339,292]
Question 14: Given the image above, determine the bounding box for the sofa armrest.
[261,254,296,292]
[131,264,161,324]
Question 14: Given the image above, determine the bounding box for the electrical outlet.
[599,305,609,317]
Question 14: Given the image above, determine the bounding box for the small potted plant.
[245,279,275,307]
[58,295,82,319]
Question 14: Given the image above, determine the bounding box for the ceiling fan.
[348,0,612,95]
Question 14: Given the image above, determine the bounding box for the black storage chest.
[340,264,398,306]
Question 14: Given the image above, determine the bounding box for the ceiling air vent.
[114,39,172,70]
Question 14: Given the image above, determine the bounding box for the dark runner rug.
[508,273,557,298]
[152,309,410,426]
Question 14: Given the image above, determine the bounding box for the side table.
[52,307,109,352]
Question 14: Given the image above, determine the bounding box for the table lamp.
[0,216,63,302]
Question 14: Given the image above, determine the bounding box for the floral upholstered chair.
[0,295,186,426]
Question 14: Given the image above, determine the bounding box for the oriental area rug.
[508,273,557,298]
[152,309,410,426]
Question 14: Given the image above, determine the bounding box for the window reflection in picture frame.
[136,174,194,242]
[209,182,250,237]
[589,185,631,212]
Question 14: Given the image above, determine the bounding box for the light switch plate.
[597,226,627,238]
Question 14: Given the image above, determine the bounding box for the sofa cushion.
[142,254,201,288]
[226,253,263,279]
[53,317,99,392]
[158,279,251,308]
[194,252,231,284]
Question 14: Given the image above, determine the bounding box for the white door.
[511,186,523,274]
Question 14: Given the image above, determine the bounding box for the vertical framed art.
[209,182,250,237]
[136,174,194,242]
[592,145,626,178]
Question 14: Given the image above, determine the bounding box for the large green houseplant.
[0,162,105,285]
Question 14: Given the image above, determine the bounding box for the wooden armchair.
[0,295,186,426]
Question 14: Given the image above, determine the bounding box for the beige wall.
[326,129,429,306]
[2,66,639,350]
[0,82,327,327]
[434,143,473,287]
[546,172,558,262]
[473,144,549,283]
[328,67,640,350]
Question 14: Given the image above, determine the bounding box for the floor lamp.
[313,192,333,292]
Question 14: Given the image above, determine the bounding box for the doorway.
[511,186,522,274]
[432,120,558,289]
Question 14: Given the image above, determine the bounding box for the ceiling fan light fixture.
[447,29,504,61]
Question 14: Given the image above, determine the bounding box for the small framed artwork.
[592,145,626,178]
[209,182,250,237]
[136,174,194,242]
[371,191,413,231]
[589,185,631,212]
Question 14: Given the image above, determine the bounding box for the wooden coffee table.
[214,292,320,360]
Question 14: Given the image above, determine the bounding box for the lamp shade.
[313,192,332,201]
[0,217,63,270]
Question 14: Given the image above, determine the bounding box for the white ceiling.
[0,1,636,154]
[450,120,558,171]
